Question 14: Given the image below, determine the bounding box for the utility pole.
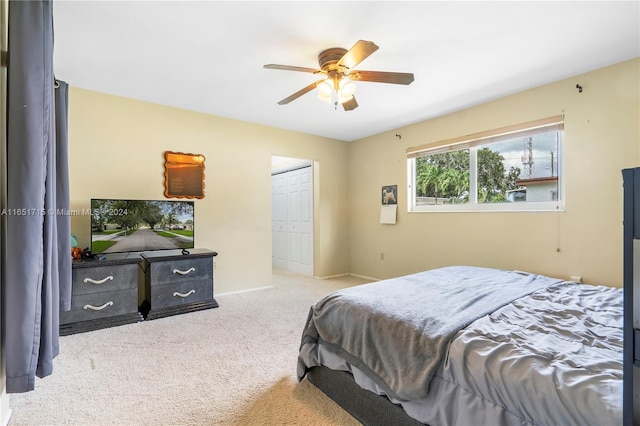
[521,137,534,177]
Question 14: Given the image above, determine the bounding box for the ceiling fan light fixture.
[316,76,356,106]
[316,79,333,104]
[338,77,356,102]
[265,39,414,111]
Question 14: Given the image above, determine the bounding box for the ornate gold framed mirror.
[163,151,205,199]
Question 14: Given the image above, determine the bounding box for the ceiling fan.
[264,40,414,111]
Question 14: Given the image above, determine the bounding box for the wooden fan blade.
[342,96,358,111]
[264,64,323,74]
[277,79,324,105]
[351,70,415,85]
[337,40,379,70]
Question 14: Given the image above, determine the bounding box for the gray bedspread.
[437,280,623,425]
[297,265,562,401]
[303,279,623,425]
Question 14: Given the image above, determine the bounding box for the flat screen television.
[90,199,195,254]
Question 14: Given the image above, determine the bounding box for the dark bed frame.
[306,366,425,426]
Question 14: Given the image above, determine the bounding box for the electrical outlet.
[380,253,385,260]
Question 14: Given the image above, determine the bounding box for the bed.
[297,266,622,425]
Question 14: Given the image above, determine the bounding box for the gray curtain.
[5,0,71,393]
[55,81,72,312]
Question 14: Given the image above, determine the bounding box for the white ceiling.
[52,1,640,142]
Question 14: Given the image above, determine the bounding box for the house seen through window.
[407,116,564,212]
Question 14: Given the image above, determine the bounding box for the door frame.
[271,155,315,276]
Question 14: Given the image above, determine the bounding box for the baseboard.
[218,273,378,295]
[314,273,350,280]
[216,286,273,297]
[348,273,380,281]
[314,273,380,281]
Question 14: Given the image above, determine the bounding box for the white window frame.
[407,115,565,213]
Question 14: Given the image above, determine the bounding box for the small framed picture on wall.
[381,185,397,205]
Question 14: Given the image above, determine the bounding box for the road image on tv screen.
[91,199,195,254]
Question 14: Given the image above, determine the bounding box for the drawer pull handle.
[172,267,195,275]
[83,301,114,311]
[83,276,114,285]
[173,290,195,298]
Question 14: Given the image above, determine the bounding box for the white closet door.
[272,166,313,276]
[271,173,287,269]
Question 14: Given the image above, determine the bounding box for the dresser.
[139,248,219,320]
[60,254,144,335]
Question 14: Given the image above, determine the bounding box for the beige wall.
[347,58,640,288]
[68,58,639,292]
[68,88,350,293]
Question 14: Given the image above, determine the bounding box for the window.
[407,116,563,212]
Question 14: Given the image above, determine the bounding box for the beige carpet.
[8,270,372,426]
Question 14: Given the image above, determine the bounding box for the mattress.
[298,266,623,425]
